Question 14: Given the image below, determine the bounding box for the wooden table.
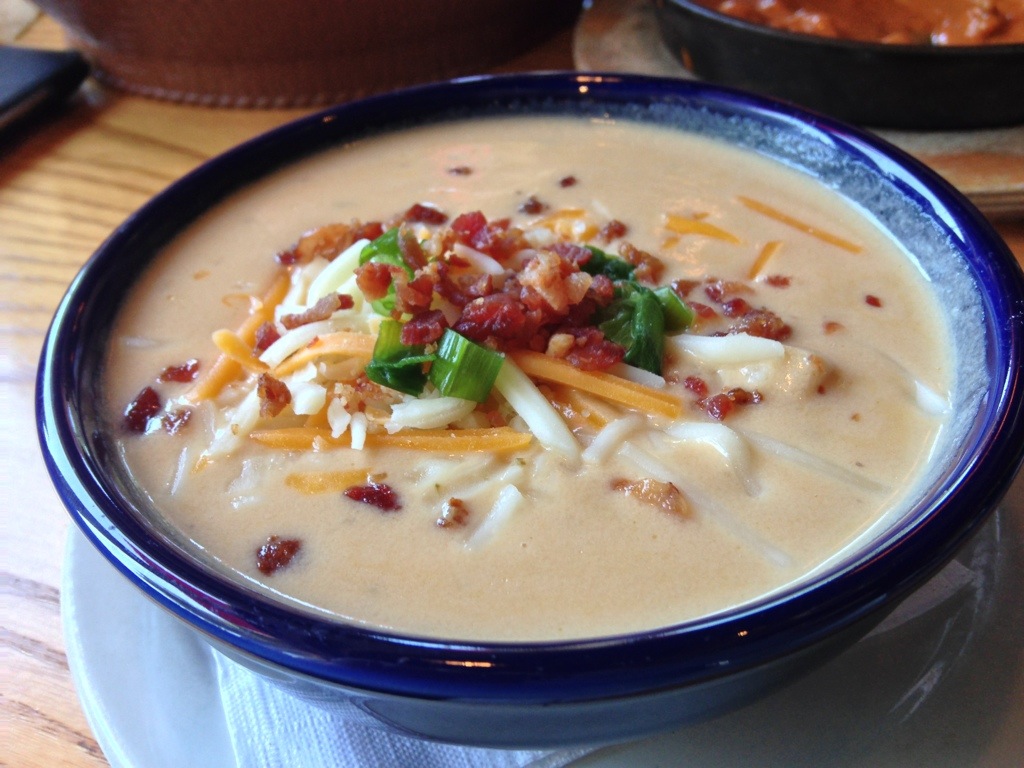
[3,14,1022,768]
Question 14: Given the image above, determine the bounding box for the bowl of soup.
[654,0,1024,128]
[37,73,1024,747]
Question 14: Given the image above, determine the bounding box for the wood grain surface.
[2,13,1021,768]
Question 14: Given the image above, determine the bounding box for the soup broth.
[103,115,951,641]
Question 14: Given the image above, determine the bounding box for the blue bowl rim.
[36,72,1024,704]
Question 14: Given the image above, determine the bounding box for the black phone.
[0,45,89,136]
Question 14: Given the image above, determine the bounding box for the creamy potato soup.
[103,115,951,641]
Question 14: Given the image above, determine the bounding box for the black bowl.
[654,0,1024,129]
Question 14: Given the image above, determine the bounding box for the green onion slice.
[654,285,695,332]
[363,319,432,395]
[581,245,635,281]
[598,282,665,375]
[359,228,412,315]
[429,330,505,403]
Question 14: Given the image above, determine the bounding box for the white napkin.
[0,0,38,43]
[212,558,976,768]
[212,651,595,768]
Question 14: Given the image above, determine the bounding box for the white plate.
[63,472,1024,767]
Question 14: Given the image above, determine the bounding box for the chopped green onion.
[429,330,504,403]
[359,228,412,315]
[654,285,695,332]
[364,324,504,401]
[581,245,635,281]
[363,319,432,395]
[359,227,406,269]
[598,282,665,375]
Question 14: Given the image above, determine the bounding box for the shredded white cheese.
[327,397,351,439]
[669,332,785,365]
[467,484,525,549]
[258,320,335,368]
[386,397,478,433]
[582,415,644,464]
[289,382,327,416]
[494,359,579,460]
[305,238,369,304]
[664,421,759,496]
[350,412,368,450]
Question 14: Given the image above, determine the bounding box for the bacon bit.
[257,373,291,417]
[684,375,709,398]
[702,393,735,421]
[354,220,385,242]
[437,497,469,528]
[519,195,548,215]
[672,279,700,298]
[519,250,591,314]
[689,302,718,321]
[729,307,792,341]
[344,481,401,511]
[817,384,827,395]
[289,222,357,265]
[275,247,302,266]
[355,261,396,300]
[158,359,200,383]
[721,297,752,317]
[401,309,448,345]
[444,251,471,269]
[124,386,162,432]
[395,272,435,315]
[451,210,487,241]
[597,219,628,243]
[549,240,592,268]
[559,326,625,371]
[448,165,473,176]
[700,387,763,421]
[611,478,689,518]
[619,242,664,284]
[280,293,353,330]
[256,536,302,574]
[403,203,448,225]
[704,279,753,303]
[851,412,862,422]
[865,294,883,307]
[398,228,429,270]
[443,267,494,308]
[454,293,529,344]
[558,175,578,187]
[162,407,193,435]
[254,321,282,352]
[586,273,616,306]
[728,387,763,405]
[451,211,527,263]
[764,274,791,287]
[823,320,845,334]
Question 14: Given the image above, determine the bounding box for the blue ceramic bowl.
[37,73,1024,747]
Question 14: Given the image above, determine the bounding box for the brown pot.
[35,0,581,107]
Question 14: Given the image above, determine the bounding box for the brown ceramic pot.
[35,0,581,107]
